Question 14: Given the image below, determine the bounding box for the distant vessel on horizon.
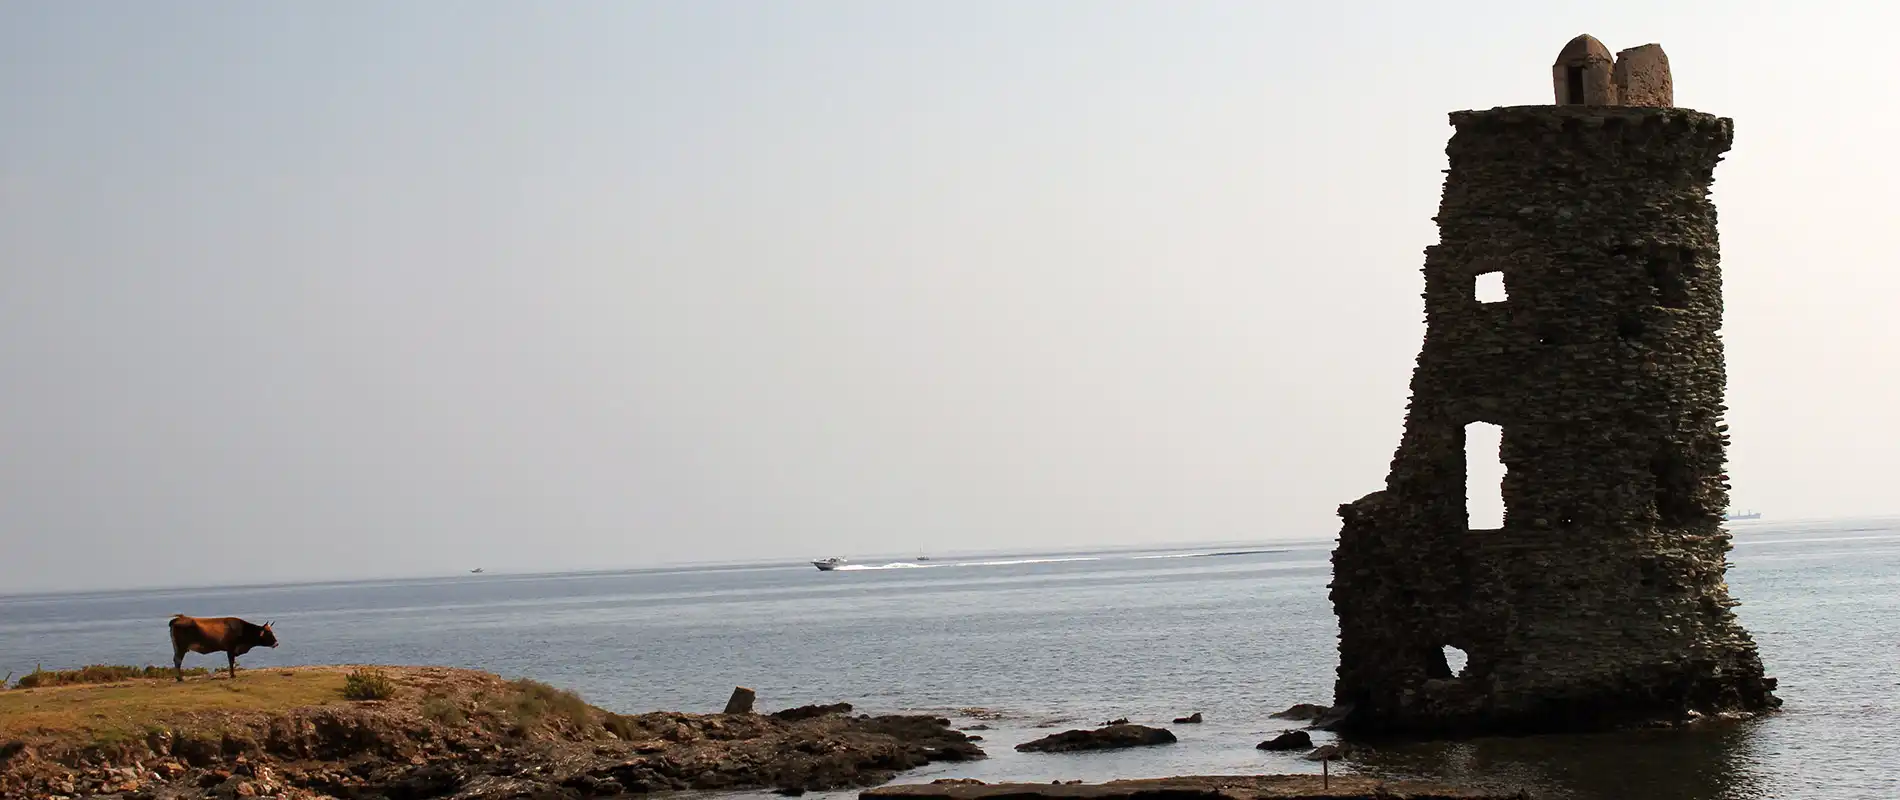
[812,557,847,572]
[469,567,485,574]
[1724,510,1762,521]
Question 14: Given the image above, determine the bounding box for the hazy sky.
[3,2,1895,592]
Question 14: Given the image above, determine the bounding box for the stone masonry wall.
[1327,105,1781,737]
[1614,45,1675,108]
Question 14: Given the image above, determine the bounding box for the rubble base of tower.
[1319,658,1783,739]
[1328,491,1782,739]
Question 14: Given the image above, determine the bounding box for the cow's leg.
[227,652,238,680]
[173,644,187,682]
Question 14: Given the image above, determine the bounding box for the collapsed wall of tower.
[1326,37,1780,736]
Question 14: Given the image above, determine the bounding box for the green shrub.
[11,664,206,688]
[341,669,397,701]
[420,693,467,726]
[507,678,591,730]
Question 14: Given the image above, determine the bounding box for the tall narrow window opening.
[1475,271,1507,304]
[1652,449,1696,525]
[1647,254,1689,309]
[1466,422,1505,529]
[1566,66,1586,103]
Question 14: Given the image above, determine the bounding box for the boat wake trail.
[816,550,1276,573]
[1130,549,1285,560]
[961,556,1102,567]
[826,556,1103,571]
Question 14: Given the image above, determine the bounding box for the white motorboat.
[811,557,847,571]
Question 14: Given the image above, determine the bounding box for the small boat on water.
[812,557,847,572]
[470,568,485,574]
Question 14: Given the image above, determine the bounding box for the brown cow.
[168,614,278,681]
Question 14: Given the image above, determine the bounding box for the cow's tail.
[168,614,186,625]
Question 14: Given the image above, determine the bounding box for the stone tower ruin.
[1326,35,1780,736]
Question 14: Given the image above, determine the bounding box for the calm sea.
[2,519,1895,800]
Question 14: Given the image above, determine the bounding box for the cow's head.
[259,621,279,648]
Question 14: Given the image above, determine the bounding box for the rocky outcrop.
[1015,724,1176,753]
[1172,712,1203,724]
[864,774,1528,799]
[1268,704,1328,721]
[1255,731,1311,751]
[771,702,855,721]
[725,686,758,714]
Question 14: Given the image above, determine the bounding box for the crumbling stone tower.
[1327,35,1780,736]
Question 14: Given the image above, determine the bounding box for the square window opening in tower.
[1465,422,1506,529]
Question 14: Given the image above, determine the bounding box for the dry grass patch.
[602,712,642,740]
[0,668,350,744]
[501,678,593,735]
[420,692,467,726]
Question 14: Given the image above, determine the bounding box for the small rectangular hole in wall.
[1646,248,1700,309]
[1566,66,1585,104]
[1474,271,1507,304]
[1466,422,1505,529]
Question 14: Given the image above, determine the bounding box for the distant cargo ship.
[1724,510,1762,521]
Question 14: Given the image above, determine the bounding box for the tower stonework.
[1327,37,1780,737]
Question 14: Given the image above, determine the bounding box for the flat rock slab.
[1015,724,1176,753]
[863,774,1527,800]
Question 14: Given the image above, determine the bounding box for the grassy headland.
[1,666,348,746]
[0,664,982,799]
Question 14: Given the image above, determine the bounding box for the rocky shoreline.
[0,666,1542,800]
[0,666,982,799]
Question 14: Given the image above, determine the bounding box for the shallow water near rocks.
[2,519,1894,799]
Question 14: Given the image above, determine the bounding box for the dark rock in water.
[933,778,986,785]
[1015,724,1175,753]
[724,686,757,714]
[774,788,808,796]
[1303,742,1357,761]
[1101,717,1129,726]
[1255,730,1312,751]
[1171,712,1202,724]
[966,724,992,731]
[1310,703,1355,730]
[922,744,983,762]
[771,702,854,721]
[1268,703,1328,721]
